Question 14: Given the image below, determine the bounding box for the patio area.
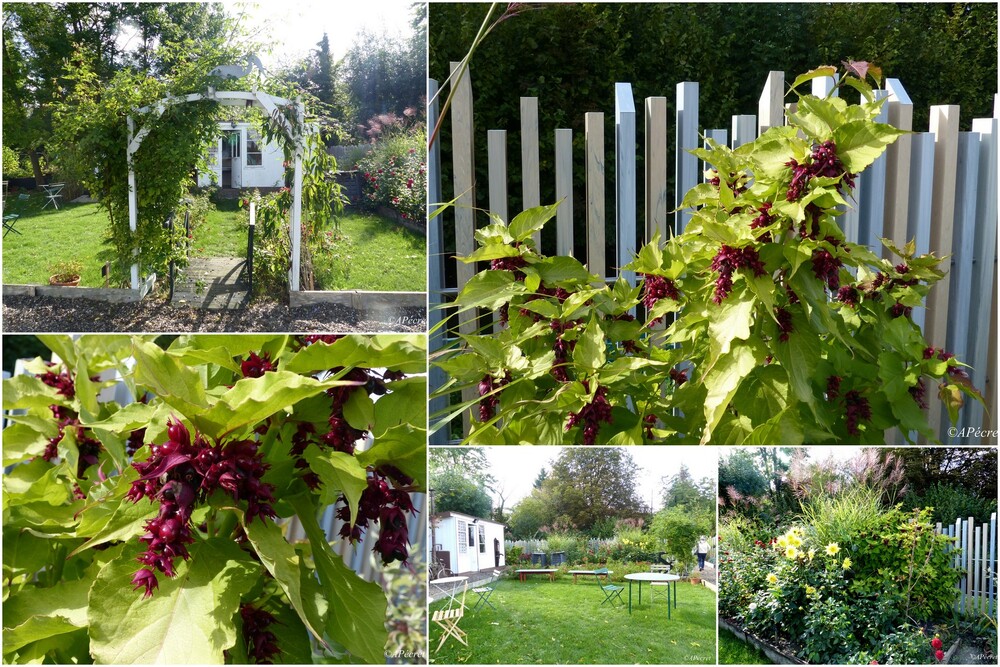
[428,575,717,664]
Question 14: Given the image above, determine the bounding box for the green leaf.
[789,66,838,93]
[772,327,822,422]
[88,539,260,664]
[453,270,519,310]
[357,423,426,490]
[701,342,761,444]
[832,120,907,174]
[372,377,426,438]
[1,423,50,466]
[573,316,607,372]
[508,202,560,242]
[71,492,156,556]
[2,375,62,413]
[2,615,82,655]
[36,335,77,369]
[284,335,427,375]
[132,339,210,418]
[460,242,521,263]
[2,460,71,508]
[243,518,326,645]
[3,576,90,634]
[302,448,368,523]
[288,495,388,664]
[532,255,595,284]
[708,297,755,369]
[343,389,375,432]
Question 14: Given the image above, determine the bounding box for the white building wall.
[197,122,284,189]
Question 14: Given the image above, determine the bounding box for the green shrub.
[799,485,885,549]
[904,482,997,525]
[2,145,31,178]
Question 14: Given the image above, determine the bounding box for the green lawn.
[189,197,244,258]
[719,627,771,664]
[313,212,425,292]
[2,195,112,287]
[429,578,717,664]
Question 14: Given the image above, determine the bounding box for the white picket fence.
[935,512,998,617]
[428,66,998,445]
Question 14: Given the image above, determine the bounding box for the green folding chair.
[471,570,501,611]
[594,567,624,607]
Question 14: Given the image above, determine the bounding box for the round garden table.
[624,572,680,617]
[430,575,468,610]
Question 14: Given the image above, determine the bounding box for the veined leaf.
[573,316,607,372]
[832,120,907,174]
[302,448,367,522]
[284,335,426,375]
[508,202,561,242]
[357,423,426,490]
[701,342,761,444]
[132,339,210,418]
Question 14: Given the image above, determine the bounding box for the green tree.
[544,449,645,534]
[718,449,770,506]
[343,26,425,133]
[507,492,554,540]
[431,469,492,519]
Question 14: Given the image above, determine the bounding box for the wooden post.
[926,105,960,442]
[289,101,305,292]
[731,114,756,148]
[964,116,998,441]
[428,79,448,446]
[758,71,785,134]
[487,130,508,223]
[675,82,699,234]
[883,79,913,258]
[907,133,936,334]
[585,112,606,280]
[555,129,573,257]
[127,116,140,291]
[521,97,541,249]
[450,61,476,334]
[811,73,838,98]
[857,90,889,252]
[615,83,636,287]
[644,97,668,244]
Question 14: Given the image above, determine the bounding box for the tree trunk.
[27,148,44,187]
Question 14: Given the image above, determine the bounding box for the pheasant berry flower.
[241,351,276,378]
[565,382,613,445]
[336,465,417,565]
[639,274,680,323]
[711,245,767,304]
[240,604,280,663]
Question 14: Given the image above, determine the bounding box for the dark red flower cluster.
[836,285,860,308]
[337,465,416,565]
[491,253,528,279]
[844,390,872,436]
[241,352,276,379]
[38,367,76,398]
[126,418,276,597]
[643,414,657,439]
[478,372,511,422]
[711,245,767,304]
[909,378,928,409]
[775,307,794,342]
[750,203,776,242]
[240,604,280,663]
[923,347,968,379]
[827,375,842,399]
[35,368,104,478]
[550,319,581,382]
[811,248,842,291]
[669,367,688,386]
[890,302,912,319]
[301,335,342,346]
[639,274,680,324]
[565,382,613,445]
[786,140,855,202]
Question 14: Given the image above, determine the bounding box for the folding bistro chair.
[650,563,671,604]
[41,183,64,210]
[471,570,501,611]
[594,567,624,607]
[3,193,30,238]
[432,580,468,652]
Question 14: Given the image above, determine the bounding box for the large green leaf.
[132,339,210,419]
[288,495,388,664]
[88,539,260,664]
[357,423,426,490]
[343,389,375,432]
[771,326,823,423]
[71,493,156,556]
[832,120,907,173]
[701,342,762,444]
[284,335,427,375]
[707,296,755,370]
[372,377,426,438]
[573,316,606,372]
[243,519,326,646]
[2,615,82,655]
[1,423,50,466]
[2,374,61,413]
[2,459,71,507]
[302,448,368,522]
[3,577,90,645]
[508,202,561,242]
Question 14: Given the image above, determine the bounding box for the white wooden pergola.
[126,88,306,292]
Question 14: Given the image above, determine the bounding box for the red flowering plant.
[432,64,982,444]
[356,126,427,225]
[1,334,426,664]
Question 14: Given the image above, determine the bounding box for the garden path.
[171,256,249,309]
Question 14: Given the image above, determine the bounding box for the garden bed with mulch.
[1,294,425,333]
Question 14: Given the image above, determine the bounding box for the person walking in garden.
[494,537,501,567]
[694,535,710,572]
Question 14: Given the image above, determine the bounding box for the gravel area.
[2,294,426,333]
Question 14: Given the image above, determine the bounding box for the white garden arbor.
[126,87,307,292]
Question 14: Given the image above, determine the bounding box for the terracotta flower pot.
[49,275,81,287]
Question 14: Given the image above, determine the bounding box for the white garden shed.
[432,511,506,574]
[196,121,286,189]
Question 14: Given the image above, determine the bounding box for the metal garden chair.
[594,567,625,607]
[471,570,501,611]
[3,193,31,238]
[650,563,672,604]
[432,579,468,652]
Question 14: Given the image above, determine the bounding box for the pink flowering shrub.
[357,128,426,225]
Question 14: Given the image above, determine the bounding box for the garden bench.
[514,568,556,582]
[567,569,613,584]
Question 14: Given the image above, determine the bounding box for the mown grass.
[429,577,716,664]
[189,197,244,258]
[718,627,771,664]
[2,194,112,287]
[313,212,425,292]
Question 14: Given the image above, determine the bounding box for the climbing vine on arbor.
[433,63,983,445]
[2,334,426,664]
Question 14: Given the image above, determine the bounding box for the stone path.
[171,256,249,310]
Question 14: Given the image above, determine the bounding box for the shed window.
[468,524,476,551]
[458,521,467,554]
[246,131,263,166]
[479,525,486,553]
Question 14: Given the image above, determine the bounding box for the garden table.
[514,568,557,582]
[430,575,468,610]
[624,572,680,618]
[41,183,64,210]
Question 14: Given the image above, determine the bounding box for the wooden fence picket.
[521,97,541,248]
[586,112,606,278]
[555,128,574,257]
[675,82,699,234]
[615,83,637,287]
[488,130,508,223]
[644,98,668,246]
[883,79,913,258]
